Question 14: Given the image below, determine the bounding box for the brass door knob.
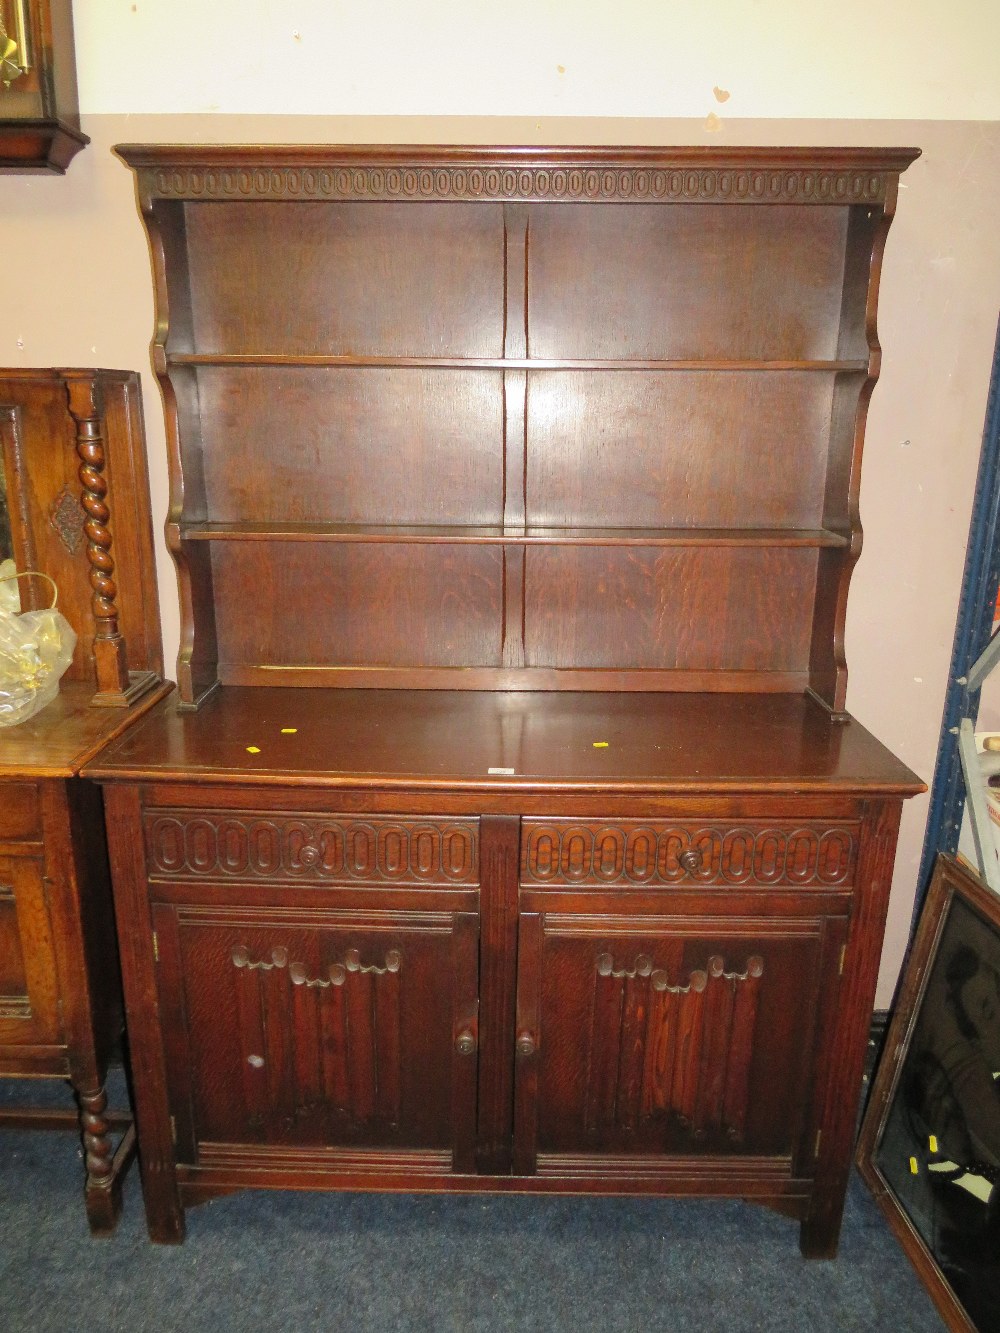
[455,1029,477,1056]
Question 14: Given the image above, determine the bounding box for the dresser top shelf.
[82,687,922,795]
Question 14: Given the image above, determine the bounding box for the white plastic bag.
[0,561,77,728]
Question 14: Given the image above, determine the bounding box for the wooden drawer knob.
[455,1029,477,1056]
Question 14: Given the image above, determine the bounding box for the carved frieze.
[522,821,857,887]
[144,164,888,206]
[145,811,479,885]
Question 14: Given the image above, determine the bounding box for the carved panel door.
[0,852,62,1051]
[512,894,847,1177]
[151,901,480,1172]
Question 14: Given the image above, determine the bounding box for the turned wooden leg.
[79,1083,125,1236]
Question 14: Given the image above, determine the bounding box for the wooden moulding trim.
[84,770,926,798]
[181,523,850,549]
[116,144,920,206]
[166,355,869,372]
[178,1154,808,1197]
[220,665,814,693]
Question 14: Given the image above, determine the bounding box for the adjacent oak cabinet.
[87,145,924,1254]
[0,369,169,1231]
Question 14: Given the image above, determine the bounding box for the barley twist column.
[80,1084,114,1188]
[64,372,132,702]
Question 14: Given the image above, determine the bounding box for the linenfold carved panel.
[586,952,764,1142]
[230,939,403,1129]
[145,165,888,206]
[521,821,857,887]
[145,811,479,885]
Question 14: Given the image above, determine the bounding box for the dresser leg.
[798,1196,844,1259]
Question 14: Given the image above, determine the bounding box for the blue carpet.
[0,1098,944,1333]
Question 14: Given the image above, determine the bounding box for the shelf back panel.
[210,542,505,671]
[208,541,816,680]
[524,371,837,530]
[523,545,818,672]
[527,204,852,362]
[197,367,505,526]
[184,201,505,358]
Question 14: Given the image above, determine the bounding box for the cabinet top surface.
[0,680,174,778]
[82,688,923,795]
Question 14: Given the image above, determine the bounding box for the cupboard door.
[0,853,62,1049]
[154,903,480,1171]
[512,905,845,1176]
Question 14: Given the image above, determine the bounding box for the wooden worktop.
[82,687,923,796]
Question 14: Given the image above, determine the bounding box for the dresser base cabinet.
[90,689,921,1254]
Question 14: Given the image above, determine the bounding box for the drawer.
[520,819,859,889]
[0,782,42,843]
[143,809,480,887]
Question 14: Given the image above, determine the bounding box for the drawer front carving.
[0,783,41,842]
[521,820,858,888]
[144,811,479,886]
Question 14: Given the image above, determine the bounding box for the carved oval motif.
[657,830,688,881]
[594,827,626,880]
[378,826,408,877]
[559,827,593,880]
[527,828,558,879]
[688,828,723,877]
[442,826,474,880]
[720,828,755,883]
[149,817,186,873]
[317,825,344,875]
[412,827,438,878]
[753,830,785,883]
[284,822,319,874]
[785,829,820,883]
[625,827,658,881]
[249,821,283,876]
[184,818,217,872]
[817,828,854,883]
[347,825,376,876]
[217,819,250,875]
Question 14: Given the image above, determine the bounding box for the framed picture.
[857,854,1000,1332]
